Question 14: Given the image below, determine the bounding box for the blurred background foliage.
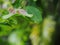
[0,0,60,45]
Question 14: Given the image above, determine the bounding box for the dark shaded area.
[53,17,60,45]
[36,0,60,45]
[25,38,32,45]
[0,36,9,45]
[36,0,41,7]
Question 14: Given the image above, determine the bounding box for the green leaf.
[12,0,23,8]
[2,9,9,15]
[0,24,12,36]
[25,6,42,23]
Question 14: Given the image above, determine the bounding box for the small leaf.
[25,6,42,23]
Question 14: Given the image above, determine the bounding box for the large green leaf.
[25,6,42,23]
